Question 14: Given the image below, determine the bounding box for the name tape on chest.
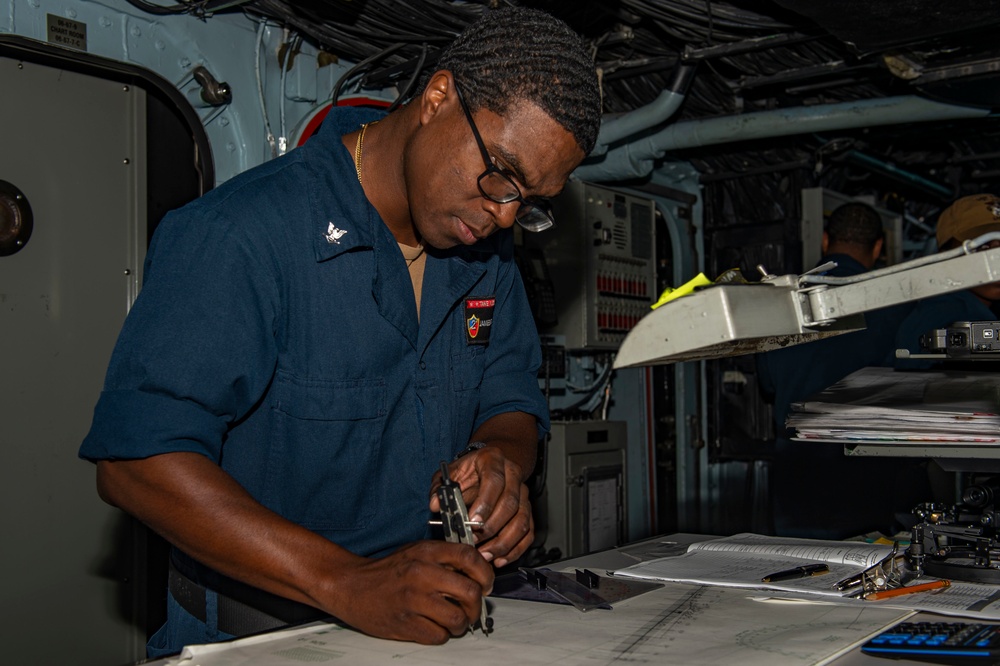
[465,297,496,345]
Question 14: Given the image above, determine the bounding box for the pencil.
[866,579,951,601]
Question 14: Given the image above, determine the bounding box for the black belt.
[168,560,327,637]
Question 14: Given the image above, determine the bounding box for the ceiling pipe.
[590,62,697,156]
[575,95,991,182]
[840,149,953,200]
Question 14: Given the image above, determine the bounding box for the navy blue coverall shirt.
[80,107,549,567]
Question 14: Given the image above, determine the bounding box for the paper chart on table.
[157,583,911,666]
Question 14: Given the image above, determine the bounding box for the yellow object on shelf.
[650,272,713,310]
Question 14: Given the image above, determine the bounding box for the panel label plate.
[46,14,87,51]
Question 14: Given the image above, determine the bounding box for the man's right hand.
[322,540,493,643]
[96,453,491,645]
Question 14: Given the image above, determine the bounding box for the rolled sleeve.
[80,191,282,463]
[80,389,229,461]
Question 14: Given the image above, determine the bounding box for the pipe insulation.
[576,95,991,182]
[591,63,697,154]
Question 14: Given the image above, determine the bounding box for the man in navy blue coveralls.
[79,7,601,655]
[893,193,1000,367]
[758,202,920,538]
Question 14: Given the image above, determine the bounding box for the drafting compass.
[436,461,493,636]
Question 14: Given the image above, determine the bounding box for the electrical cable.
[124,0,194,15]
[555,354,615,417]
[254,16,276,158]
[386,42,427,113]
[203,0,256,11]
[126,0,251,16]
[277,31,301,154]
[233,0,840,118]
[227,0,967,207]
[331,42,406,103]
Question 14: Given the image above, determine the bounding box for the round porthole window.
[0,180,33,257]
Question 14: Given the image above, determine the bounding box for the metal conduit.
[591,63,697,154]
[576,95,991,182]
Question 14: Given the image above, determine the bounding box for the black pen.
[762,563,830,583]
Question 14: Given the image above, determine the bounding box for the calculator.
[861,621,1000,663]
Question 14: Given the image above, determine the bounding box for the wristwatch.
[454,441,487,460]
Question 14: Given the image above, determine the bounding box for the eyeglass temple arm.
[452,81,494,163]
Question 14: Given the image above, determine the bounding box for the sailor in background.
[759,202,927,539]
[894,193,1000,366]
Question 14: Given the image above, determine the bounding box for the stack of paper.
[786,367,1000,443]
[611,534,1000,620]
[612,533,891,598]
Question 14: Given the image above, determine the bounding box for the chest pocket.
[447,346,487,445]
[450,346,487,391]
[268,372,386,531]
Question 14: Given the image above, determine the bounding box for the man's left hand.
[430,446,533,568]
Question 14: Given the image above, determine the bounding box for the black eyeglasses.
[453,82,555,233]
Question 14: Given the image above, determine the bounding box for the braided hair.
[434,6,601,155]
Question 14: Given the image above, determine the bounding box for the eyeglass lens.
[476,173,553,232]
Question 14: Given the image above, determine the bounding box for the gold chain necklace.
[354,121,377,182]
[406,246,425,267]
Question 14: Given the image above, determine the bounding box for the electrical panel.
[537,421,628,559]
[524,181,657,349]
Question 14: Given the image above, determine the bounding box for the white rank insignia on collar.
[325,222,348,244]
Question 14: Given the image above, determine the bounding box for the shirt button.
[419,361,426,369]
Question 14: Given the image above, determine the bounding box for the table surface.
[557,534,996,666]
[141,534,997,666]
